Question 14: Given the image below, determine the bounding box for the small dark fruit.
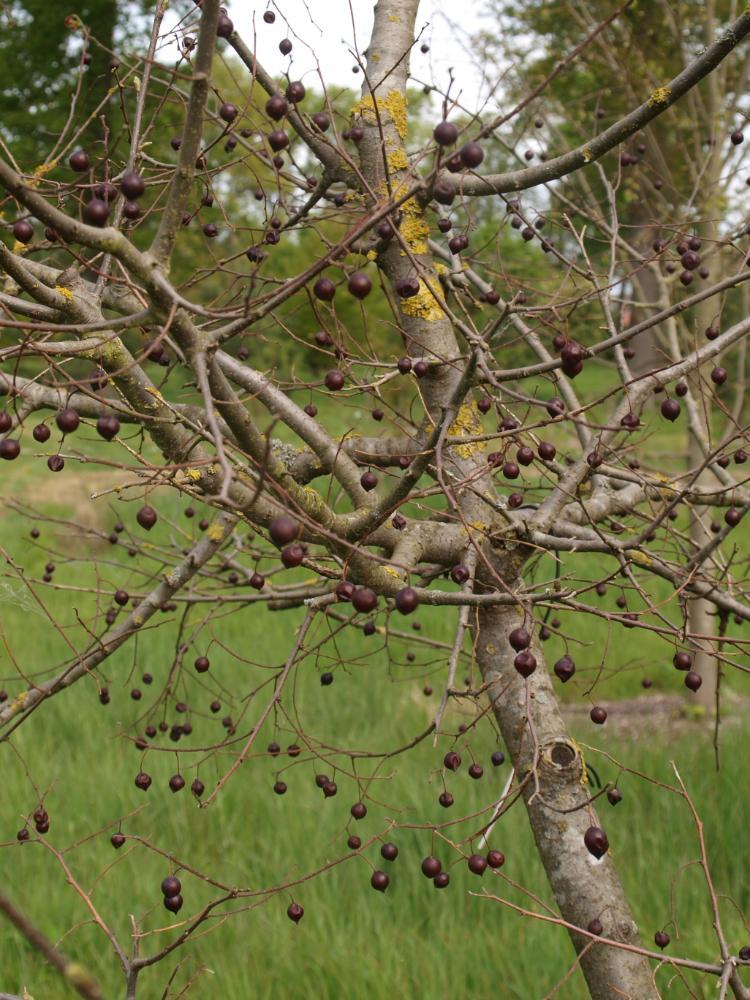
[32,424,51,442]
[486,850,505,869]
[421,856,442,877]
[268,130,289,151]
[607,788,623,806]
[371,870,390,892]
[360,470,378,491]
[450,565,470,584]
[590,706,607,725]
[460,141,484,168]
[395,587,419,615]
[381,842,399,861]
[468,854,487,876]
[96,414,120,440]
[433,872,450,889]
[120,171,145,199]
[654,931,670,949]
[725,507,742,527]
[134,771,152,791]
[661,398,681,421]
[269,515,299,546]
[136,505,157,530]
[169,774,185,793]
[673,651,692,670]
[314,277,336,301]
[508,627,531,651]
[352,587,377,613]
[216,13,234,37]
[444,751,461,771]
[69,150,90,172]
[281,544,304,568]
[84,198,110,226]
[588,919,603,936]
[491,750,505,766]
[433,120,458,146]
[56,408,80,433]
[194,656,210,673]
[111,833,125,848]
[12,219,33,243]
[711,366,727,385]
[583,826,609,859]
[395,277,420,298]
[685,671,702,692]
[286,81,306,103]
[348,272,372,299]
[514,651,537,677]
[433,180,455,205]
[164,894,183,913]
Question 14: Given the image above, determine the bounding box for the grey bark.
[474,584,658,998]
[360,3,658,996]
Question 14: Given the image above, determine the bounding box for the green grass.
[0,380,749,998]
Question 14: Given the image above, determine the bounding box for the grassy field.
[0,366,749,999]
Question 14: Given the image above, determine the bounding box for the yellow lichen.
[384,566,402,578]
[648,87,671,106]
[145,385,163,400]
[471,520,488,532]
[350,94,378,122]
[434,262,448,275]
[34,161,57,177]
[383,90,408,139]
[350,90,407,140]
[582,146,593,163]
[185,468,202,481]
[399,213,429,255]
[366,249,378,261]
[8,690,28,714]
[447,402,486,459]
[54,285,74,301]
[386,148,409,172]
[630,549,652,566]
[388,13,400,20]
[400,277,444,321]
[206,522,226,542]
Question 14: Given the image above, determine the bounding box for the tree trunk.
[475,579,658,999]
[362,4,659,995]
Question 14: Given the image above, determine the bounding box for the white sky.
[226,1,492,111]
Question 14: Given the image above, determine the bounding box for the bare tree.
[1,2,750,997]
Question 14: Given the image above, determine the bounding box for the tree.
[1,2,750,997]
[476,0,750,709]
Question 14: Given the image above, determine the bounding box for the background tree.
[1,2,750,998]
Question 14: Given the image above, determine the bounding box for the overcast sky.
[223,1,493,111]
